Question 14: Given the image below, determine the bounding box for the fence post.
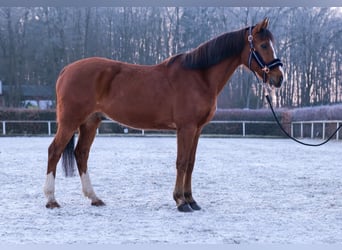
[311,123,314,139]
[322,122,325,140]
[337,122,340,141]
[242,122,246,137]
[47,121,51,136]
[300,122,303,138]
[2,121,5,135]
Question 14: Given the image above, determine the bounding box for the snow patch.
[1,137,342,243]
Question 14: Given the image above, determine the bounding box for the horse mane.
[168,27,274,70]
[180,28,247,69]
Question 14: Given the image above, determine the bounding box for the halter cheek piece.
[247,26,283,83]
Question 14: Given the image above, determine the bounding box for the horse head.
[244,18,284,88]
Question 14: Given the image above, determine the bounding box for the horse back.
[56,57,176,128]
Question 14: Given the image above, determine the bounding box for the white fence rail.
[291,120,342,140]
[1,120,341,140]
[1,120,279,137]
[1,120,55,136]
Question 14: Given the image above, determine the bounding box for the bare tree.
[0,7,340,108]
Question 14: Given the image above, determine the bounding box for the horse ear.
[263,17,270,28]
[253,17,270,34]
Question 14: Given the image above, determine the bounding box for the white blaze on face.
[270,40,284,75]
[269,40,277,58]
[44,172,56,202]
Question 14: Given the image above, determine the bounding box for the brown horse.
[44,18,283,212]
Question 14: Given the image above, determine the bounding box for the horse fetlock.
[44,172,57,205]
[173,192,192,212]
[86,193,105,206]
[46,200,61,209]
[183,192,201,210]
[91,199,105,207]
[173,191,184,203]
[184,191,194,202]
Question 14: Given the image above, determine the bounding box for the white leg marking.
[44,172,56,203]
[81,172,99,202]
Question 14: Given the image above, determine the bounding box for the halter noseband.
[248,26,283,83]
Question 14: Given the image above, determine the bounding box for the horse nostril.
[279,76,283,84]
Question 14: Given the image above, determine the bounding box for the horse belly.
[105,109,176,130]
[100,94,175,130]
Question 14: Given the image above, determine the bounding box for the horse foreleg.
[183,129,202,211]
[174,126,198,212]
[44,127,75,208]
[75,113,105,206]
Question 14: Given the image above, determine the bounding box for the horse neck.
[205,56,242,95]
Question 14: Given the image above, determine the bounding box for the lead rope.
[265,93,342,146]
[247,25,342,146]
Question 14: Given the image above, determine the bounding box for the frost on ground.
[0,136,342,244]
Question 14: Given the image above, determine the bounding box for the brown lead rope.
[266,94,342,147]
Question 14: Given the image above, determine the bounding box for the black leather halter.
[247,26,283,83]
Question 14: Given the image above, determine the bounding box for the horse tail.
[62,134,76,177]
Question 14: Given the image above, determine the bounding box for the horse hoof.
[189,202,201,211]
[46,201,61,209]
[91,199,105,206]
[177,203,193,212]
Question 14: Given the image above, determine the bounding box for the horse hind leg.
[44,125,76,208]
[75,113,105,206]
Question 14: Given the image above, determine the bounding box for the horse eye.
[261,44,268,49]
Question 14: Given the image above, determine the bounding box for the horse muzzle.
[269,73,283,88]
